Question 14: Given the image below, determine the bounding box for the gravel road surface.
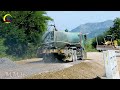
[0,52,120,79]
[0,57,84,79]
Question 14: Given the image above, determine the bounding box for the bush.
[92,34,105,48]
[0,11,52,60]
[0,38,8,57]
[117,39,120,45]
[85,39,98,52]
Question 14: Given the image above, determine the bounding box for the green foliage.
[105,18,120,39]
[117,39,120,45]
[85,39,98,52]
[91,34,105,48]
[0,11,52,59]
[91,17,120,49]
[4,26,27,57]
[0,38,8,57]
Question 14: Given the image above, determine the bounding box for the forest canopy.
[0,11,53,59]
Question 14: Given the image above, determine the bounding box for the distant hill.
[70,20,114,38]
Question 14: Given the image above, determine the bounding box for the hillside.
[71,20,114,38]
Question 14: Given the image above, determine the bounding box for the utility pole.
[95,33,98,46]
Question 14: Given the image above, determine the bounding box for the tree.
[106,18,120,39]
[91,17,120,49]
[0,11,53,58]
[65,29,68,32]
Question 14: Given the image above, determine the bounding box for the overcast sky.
[46,11,120,31]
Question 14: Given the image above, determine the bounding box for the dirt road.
[0,52,120,79]
[0,57,83,79]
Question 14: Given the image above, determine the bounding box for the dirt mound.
[26,60,105,79]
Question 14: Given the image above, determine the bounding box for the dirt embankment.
[26,52,106,79]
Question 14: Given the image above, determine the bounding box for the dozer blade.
[96,45,119,51]
[96,45,120,57]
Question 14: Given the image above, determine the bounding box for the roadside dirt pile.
[26,56,105,79]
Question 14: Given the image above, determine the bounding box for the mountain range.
[70,20,114,38]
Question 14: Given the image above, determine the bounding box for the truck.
[37,25,87,62]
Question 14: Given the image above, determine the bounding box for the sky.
[46,11,120,31]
